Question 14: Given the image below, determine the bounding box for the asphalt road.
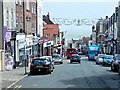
[10,56,120,89]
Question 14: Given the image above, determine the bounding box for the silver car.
[52,54,63,64]
[41,56,55,70]
[96,54,106,65]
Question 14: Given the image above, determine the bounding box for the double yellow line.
[10,85,22,90]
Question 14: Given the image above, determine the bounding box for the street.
[10,56,120,89]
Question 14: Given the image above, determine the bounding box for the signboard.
[44,41,53,47]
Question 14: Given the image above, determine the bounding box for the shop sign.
[44,41,53,47]
[18,40,25,49]
[32,36,39,45]
[26,40,33,46]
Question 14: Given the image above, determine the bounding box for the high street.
[9,56,120,89]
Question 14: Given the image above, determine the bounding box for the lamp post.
[24,39,27,75]
[64,31,67,47]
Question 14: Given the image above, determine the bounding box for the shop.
[26,36,33,62]
[38,39,44,56]
[16,34,25,67]
[43,41,53,56]
[53,44,62,56]
[32,36,39,57]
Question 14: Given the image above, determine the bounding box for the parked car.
[41,56,55,69]
[118,62,120,75]
[111,54,120,72]
[96,54,106,65]
[70,54,81,63]
[52,54,63,64]
[30,57,53,74]
[102,55,113,66]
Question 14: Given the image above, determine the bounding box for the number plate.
[36,66,43,68]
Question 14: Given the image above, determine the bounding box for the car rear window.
[52,55,60,58]
[71,56,80,59]
[32,59,47,64]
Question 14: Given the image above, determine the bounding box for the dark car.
[70,54,81,63]
[52,54,63,64]
[30,57,53,74]
[118,62,120,75]
[111,54,120,72]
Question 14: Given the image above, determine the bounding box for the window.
[11,9,14,30]
[20,16,22,23]
[34,3,36,14]
[16,16,19,24]
[26,0,30,11]
[32,3,34,13]
[16,24,18,31]
[20,23,23,29]
[6,9,9,30]
[11,9,13,20]
[16,16,19,31]
[19,0,22,6]
[7,10,9,19]
[16,0,18,4]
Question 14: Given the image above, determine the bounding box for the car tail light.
[31,64,35,67]
[44,64,49,67]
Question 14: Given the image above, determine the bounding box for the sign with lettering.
[44,41,53,47]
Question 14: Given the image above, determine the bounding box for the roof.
[43,13,54,24]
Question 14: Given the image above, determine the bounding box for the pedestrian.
[6,56,13,71]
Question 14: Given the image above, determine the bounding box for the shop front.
[16,34,25,67]
[26,36,33,63]
[32,36,39,58]
[18,39,25,66]
[43,41,53,56]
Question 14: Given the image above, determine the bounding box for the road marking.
[6,74,27,89]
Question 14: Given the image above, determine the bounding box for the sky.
[42,0,119,43]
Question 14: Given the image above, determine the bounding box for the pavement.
[0,66,30,90]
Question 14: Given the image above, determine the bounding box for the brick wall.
[43,24,59,41]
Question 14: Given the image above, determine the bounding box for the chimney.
[106,16,108,19]
[47,12,50,18]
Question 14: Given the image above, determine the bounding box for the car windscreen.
[115,56,120,60]
[99,55,105,58]
[105,56,113,59]
[89,51,98,54]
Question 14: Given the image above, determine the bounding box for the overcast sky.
[43,1,119,42]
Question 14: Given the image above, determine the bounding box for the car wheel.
[111,66,114,71]
[60,62,63,64]
[70,61,72,64]
[51,68,53,72]
[30,71,33,75]
[102,62,105,66]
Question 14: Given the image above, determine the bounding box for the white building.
[37,0,43,37]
